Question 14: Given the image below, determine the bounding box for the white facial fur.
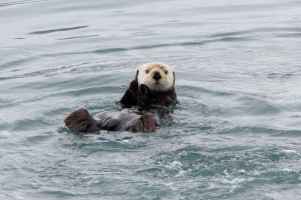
[136,62,175,92]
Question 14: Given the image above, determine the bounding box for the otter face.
[136,62,175,92]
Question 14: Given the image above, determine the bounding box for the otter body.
[64,62,177,133]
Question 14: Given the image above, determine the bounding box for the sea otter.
[64,62,177,133]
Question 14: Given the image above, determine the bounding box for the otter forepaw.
[140,84,151,96]
[129,80,138,93]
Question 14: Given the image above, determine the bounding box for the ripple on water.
[29,26,89,35]
[133,144,301,197]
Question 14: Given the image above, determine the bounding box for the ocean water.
[1,0,301,199]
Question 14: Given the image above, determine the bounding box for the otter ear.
[135,70,139,82]
[173,72,176,85]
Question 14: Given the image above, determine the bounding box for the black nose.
[153,72,162,81]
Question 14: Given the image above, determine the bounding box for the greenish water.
[1,0,301,199]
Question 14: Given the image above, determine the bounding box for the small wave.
[0,0,49,7]
[273,130,301,137]
[277,33,301,38]
[89,36,253,55]
[92,48,128,54]
[208,27,300,39]
[57,34,99,41]
[29,26,88,35]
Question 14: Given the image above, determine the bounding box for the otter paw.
[140,84,151,96]
[138,84,152,107]
[64,108,95,132]
[129,80,138,93]
[133,113,156,132]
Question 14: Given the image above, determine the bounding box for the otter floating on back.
[64,62,177,133]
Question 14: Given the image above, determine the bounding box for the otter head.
[135,62,175,92]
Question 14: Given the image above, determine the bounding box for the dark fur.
[65,66,177,133]
[64,109,156,133]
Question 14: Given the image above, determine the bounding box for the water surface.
[1,0,301,199]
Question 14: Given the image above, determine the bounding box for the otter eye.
[165,70,168,75]
[146,69,149,73]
